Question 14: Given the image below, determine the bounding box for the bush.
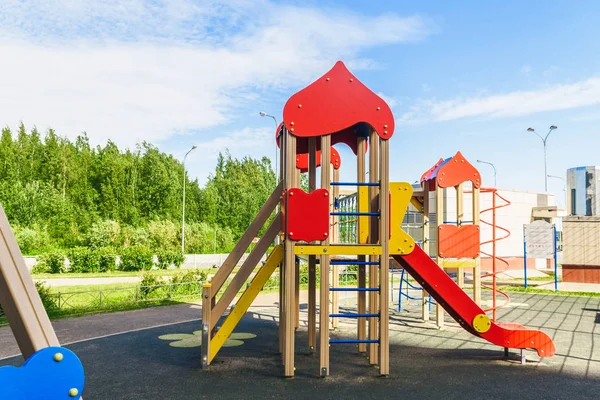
[35,252,66,274]
[130,227,151,248]
[35,281,58,312]
[156,250,185,269]
[97,247,117,272]
[14,226,52,255]
[87,220,121,249]
[139,272,163,300]
[119,246,154,271]
[147,220,179,250]
[31,260,51,274]
[67,247,99,273]
[0,281,58,314]
[183,222,214,253]
[170,269,207,296]
[216,226,234,253]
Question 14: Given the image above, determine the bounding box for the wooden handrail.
[211,213,281,323]
[0,205,60,359]
[210,182,282,296]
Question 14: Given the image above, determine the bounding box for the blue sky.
[1,1,599,206]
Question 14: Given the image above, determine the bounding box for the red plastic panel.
[283,61,394,141]
[438,224,480,258]
[296,147,341,173]
[285,188,329,242]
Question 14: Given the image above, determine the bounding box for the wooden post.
[356,136,367,353]
[283,127,296,377]
[0,206,59,359]
[279,133,285,356]
[421,183,430,321]
[319,134,331,376]
[331,167,340,330]
[435,185,445,329]
[472,187,481,306]
[368,130,379,365]
[456,183,465,288]
[201,283,212,368]
[378,138,390,376]
[308,137,317,352]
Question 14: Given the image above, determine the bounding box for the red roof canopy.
[282,61,394,142]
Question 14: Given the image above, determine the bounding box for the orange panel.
[438,224,480,259]
[436,151,481,189]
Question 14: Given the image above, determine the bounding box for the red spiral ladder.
[479,188,511,322]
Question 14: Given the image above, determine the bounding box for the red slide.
[394,246,555,357]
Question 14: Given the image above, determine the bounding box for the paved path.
[1,291,599,399]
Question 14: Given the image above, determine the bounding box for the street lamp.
[259,111,279,183]
[547,174,566,208]
[181,145,197,254]
[476,159,497,187]
[527,125,557,192]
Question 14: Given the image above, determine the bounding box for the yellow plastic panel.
[389,182,416,255]
[358,186,369,244]
[294,245,382,256]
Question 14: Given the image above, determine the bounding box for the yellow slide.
[209,245,284,362]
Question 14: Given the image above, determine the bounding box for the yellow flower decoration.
[158,330,256,348]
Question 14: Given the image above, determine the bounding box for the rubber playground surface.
[1,292,599,399]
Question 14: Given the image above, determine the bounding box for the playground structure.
[200,61,556,377]
[0,206,86,398]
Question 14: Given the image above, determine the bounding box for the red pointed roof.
[420,152,481,189]
[283,61,394,141]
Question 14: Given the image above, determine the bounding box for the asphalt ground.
[1,292,599,399]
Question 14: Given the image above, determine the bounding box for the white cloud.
[519,65,532,76]
[399,76,600,124]
[0,0,433,153]
[187,126,275,184]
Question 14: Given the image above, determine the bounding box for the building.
[566,166,600,216]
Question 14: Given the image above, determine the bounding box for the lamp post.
[476,159,497,187]
[547,174,566,208]
[181,145,197,255]
[259,111,279,184]
[527,125,557,192]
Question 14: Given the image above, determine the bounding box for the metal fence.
[36,268,363,313]
[51,281,203,311]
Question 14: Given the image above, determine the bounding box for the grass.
[499,285,600,298]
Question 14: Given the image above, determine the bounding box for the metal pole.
[182,146,197,254]
[527,126,556,192]
[476,160,497,188]
[543,141,548,192]
[523,225,528,289]
[492,191,497,322]
[553,225,558,292]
